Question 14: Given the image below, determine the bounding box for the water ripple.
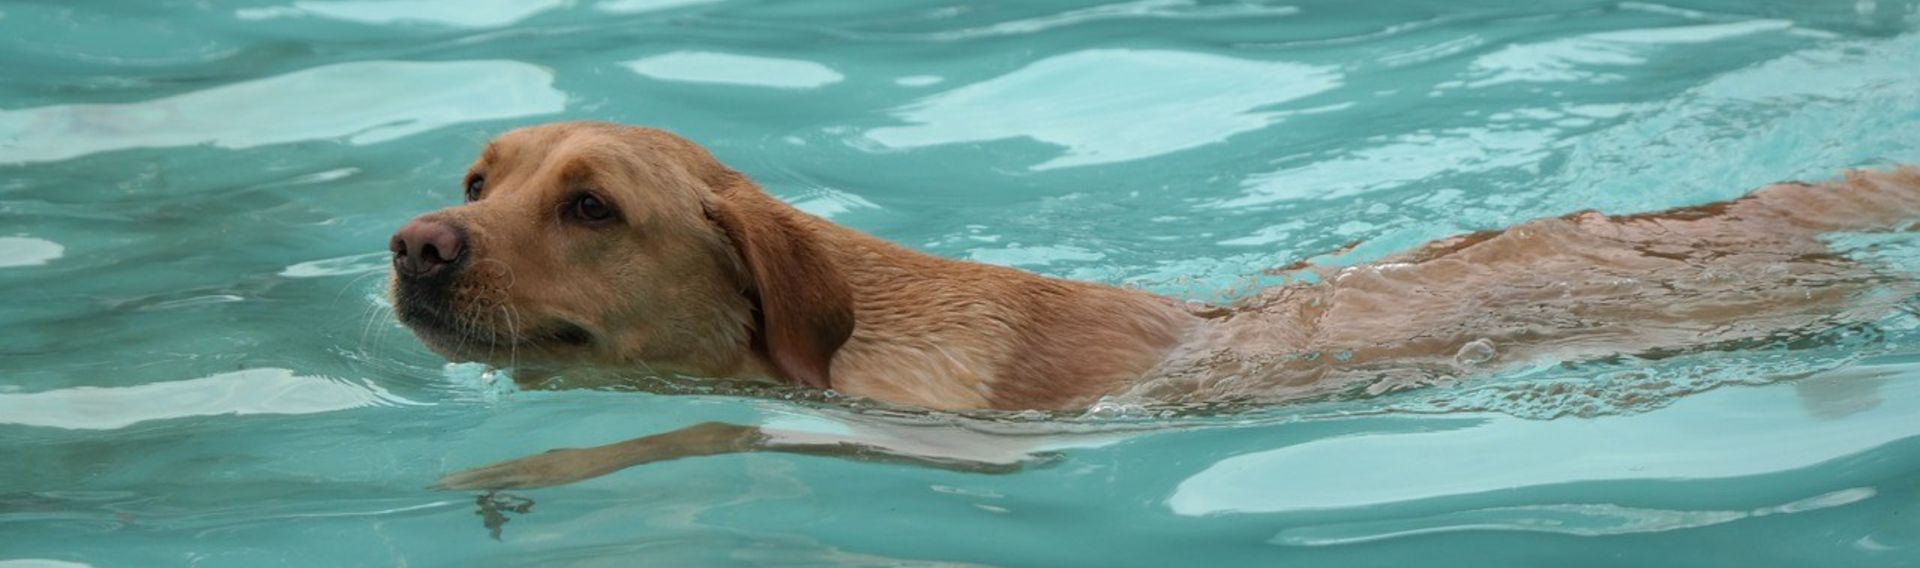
[911,0,1300,42]
[0,368,425,431]
[863,49,1342,170]
[1452,19,1796,88]
[624,51,844,89]
[1166,364,1920,515]
[0,236,64,268]
[236,0,566,28]
[0,60,564,164]
[1271,488,1876,545]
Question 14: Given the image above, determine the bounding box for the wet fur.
[393,121,1920,411]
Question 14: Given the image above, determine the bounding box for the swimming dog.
[389,121,1919,489]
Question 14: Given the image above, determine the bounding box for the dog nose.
[390,218,466,279]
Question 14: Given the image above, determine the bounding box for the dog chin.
[396,316,491,362]
[405,327,543,367]
[398,309,598,365]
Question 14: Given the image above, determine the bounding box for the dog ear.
[703,170,855,389]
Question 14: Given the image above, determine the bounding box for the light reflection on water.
[0,60,564,164]
[864,49,1344,170]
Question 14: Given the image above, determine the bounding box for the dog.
[391,121,1920,489]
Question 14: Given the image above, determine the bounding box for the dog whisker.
[334,270,383,306]
[503,305,520,373]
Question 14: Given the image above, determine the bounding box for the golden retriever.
[391,121,1920,489]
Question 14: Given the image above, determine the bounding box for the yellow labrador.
[388,121,1920,489]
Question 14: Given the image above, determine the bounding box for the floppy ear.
[703,170,855,389]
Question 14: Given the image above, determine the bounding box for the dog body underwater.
[390,121,1920,489]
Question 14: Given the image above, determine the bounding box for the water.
[4,0,1920,565]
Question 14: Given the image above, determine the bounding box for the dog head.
[387,122,852,387]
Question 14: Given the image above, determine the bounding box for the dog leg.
[434,421,1054,490]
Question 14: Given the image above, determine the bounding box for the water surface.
[4,0,1920,565]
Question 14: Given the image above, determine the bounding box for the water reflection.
[1211,126,1557,208]
[786,186,880,218]
[0,236,63,268]
[279,252,392,279]
[909,0,1301,41]
[596,0,722,14]
[1271,488,1875,545]
[0,561,93,568]
[863,49,1342,170]
[624,52,845,89]
[0,368,421,430]
[1166,368,1920,515]
[0,60,564,164]
[236,0,565,28]
[1454,20,1795,88]
[967,244,1106,267]
[1209,21,1911,225]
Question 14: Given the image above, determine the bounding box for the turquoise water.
[6,0,1920,565]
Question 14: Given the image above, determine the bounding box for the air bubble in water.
[1012,409,1049,421]
[1083,396,1147,420]
[1454,338,1498,367]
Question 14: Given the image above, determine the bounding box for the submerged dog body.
[391,122,1920,413]
[1129,177,1920,404]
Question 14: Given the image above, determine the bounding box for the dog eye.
[465,175,484,202]
[570,193,613,222]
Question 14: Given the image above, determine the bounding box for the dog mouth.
[392,283,596,359]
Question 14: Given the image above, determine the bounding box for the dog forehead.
[489,122,682,158]
[482,125,710,220]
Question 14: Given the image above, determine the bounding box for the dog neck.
[785,213,1201,410]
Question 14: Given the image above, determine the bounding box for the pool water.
[5,0,1920,565]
